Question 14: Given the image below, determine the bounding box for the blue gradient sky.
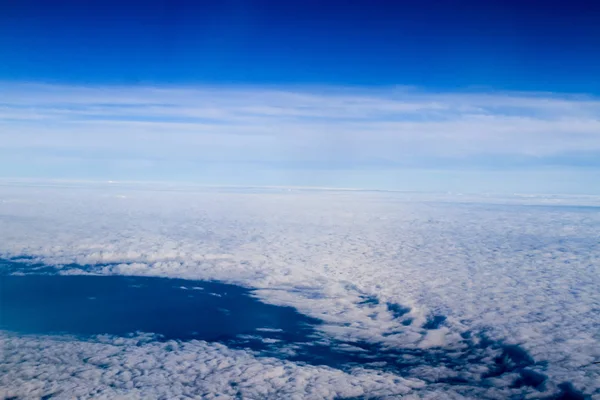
[1,0,599,193]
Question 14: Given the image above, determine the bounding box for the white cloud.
[0,185,599,398]
[1,83,599,170]
[0,333,423,400]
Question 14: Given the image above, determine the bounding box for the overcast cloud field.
[1,184,598,399]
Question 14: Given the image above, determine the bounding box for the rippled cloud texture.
[0,185,599,398]
[1,83,599,192]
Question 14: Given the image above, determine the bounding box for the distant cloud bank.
[1,83,599,192]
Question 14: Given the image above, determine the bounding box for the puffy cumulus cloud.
[0,83,599,172]
[0,332,588,400]
[0,184,599,398]
[0,333,424,400]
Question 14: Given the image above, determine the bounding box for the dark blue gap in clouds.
[0,261,589,398]
[0,274,320,343]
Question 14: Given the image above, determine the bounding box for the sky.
[1,0,599,193]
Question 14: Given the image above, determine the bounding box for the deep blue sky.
[1,0,599,92]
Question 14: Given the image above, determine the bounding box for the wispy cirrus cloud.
[1,83,599,191]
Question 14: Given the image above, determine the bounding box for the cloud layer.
[0,185,599,398]
[1,83,599,191]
